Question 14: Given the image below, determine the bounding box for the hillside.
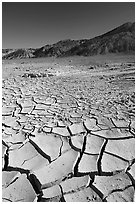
[2,48,35,59]
[2,22,135,59]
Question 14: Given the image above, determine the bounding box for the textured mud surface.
[2,57,135,202]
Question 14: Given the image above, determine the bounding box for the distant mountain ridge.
[2,48,36,59]
[2,22,135,59]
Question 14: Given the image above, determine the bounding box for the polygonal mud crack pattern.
[2,62,135,202]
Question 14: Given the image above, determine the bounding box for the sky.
[2,2,135,49]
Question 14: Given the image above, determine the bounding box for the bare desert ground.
[2,54,135,202]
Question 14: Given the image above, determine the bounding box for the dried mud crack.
[2,59,135,202]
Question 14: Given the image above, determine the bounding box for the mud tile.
[70,111,82,118]
[31,127,39,135]
[9,143,23,151]
[9,142,39,169]
[13,107,21,117]
[30,119,43,127]
[2,116,18,127]
[30,109,40,115]
[33,149,78,187]
[85,134,104,154]
[56,120,66,127]
[78,154,98,173]
[43,126,52,133]
[45,112,55,118]
[69,117,83,123]
[12,87,21,94]
[119,128,133,137]
[2,116,10,123]
[36,116,48,124]
[71,134,84,151]
[3,127,16,135]
[84,117,100,131]
[2,132,11,142]
[97,116,115,128]
[60,137,71,154]
[3,132,26,144]
[2,106,14,116]
[103,112,113,118]
[41,111,55,118]
[10,122,21,130]
[8,101,18,108]
[94,128,131,139]
[16,98,24,104]
[40,196,61,202]
[23,124,34,132]
[69,123,85,135]
[105,138,135,161]
[2,174,36,202]
[21,154,49,171]
[128,163,135,179]
[117,112,128,120]
[21,100,34,107]
[61,176,89,193]
[130,120,135,130]
[101,152,128,172]
[35,103,48,110]
[52,127,70,137]
[60,103,70,109]
[42,185,61,198]
[2,143,7,156]
[30,132,62,160]
[17,115,28,123]
[33,97,43,104]
[106,186,134,202]
[112,118,129,127]
[2,171,20,188]
[21,106,33,114]
[45,97,55,105]
[93,171,134,201]
[64,186,102,202]
[21,88,28,95]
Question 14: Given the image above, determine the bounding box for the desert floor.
[2,54,135,202]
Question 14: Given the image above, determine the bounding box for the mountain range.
[2,22,135,59]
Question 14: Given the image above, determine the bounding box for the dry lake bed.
[2,54,135,202]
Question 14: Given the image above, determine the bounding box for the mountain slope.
[2,48,35,59]
[65,23,135,56]
[35,22,134,57]
[2,22,135,59]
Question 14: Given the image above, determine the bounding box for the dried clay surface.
[2,55,135,202]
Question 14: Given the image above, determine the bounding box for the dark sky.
[2,2,135,49]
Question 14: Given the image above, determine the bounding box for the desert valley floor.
[2,54,135,202]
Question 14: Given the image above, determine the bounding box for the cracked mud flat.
[2,55,135,202]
